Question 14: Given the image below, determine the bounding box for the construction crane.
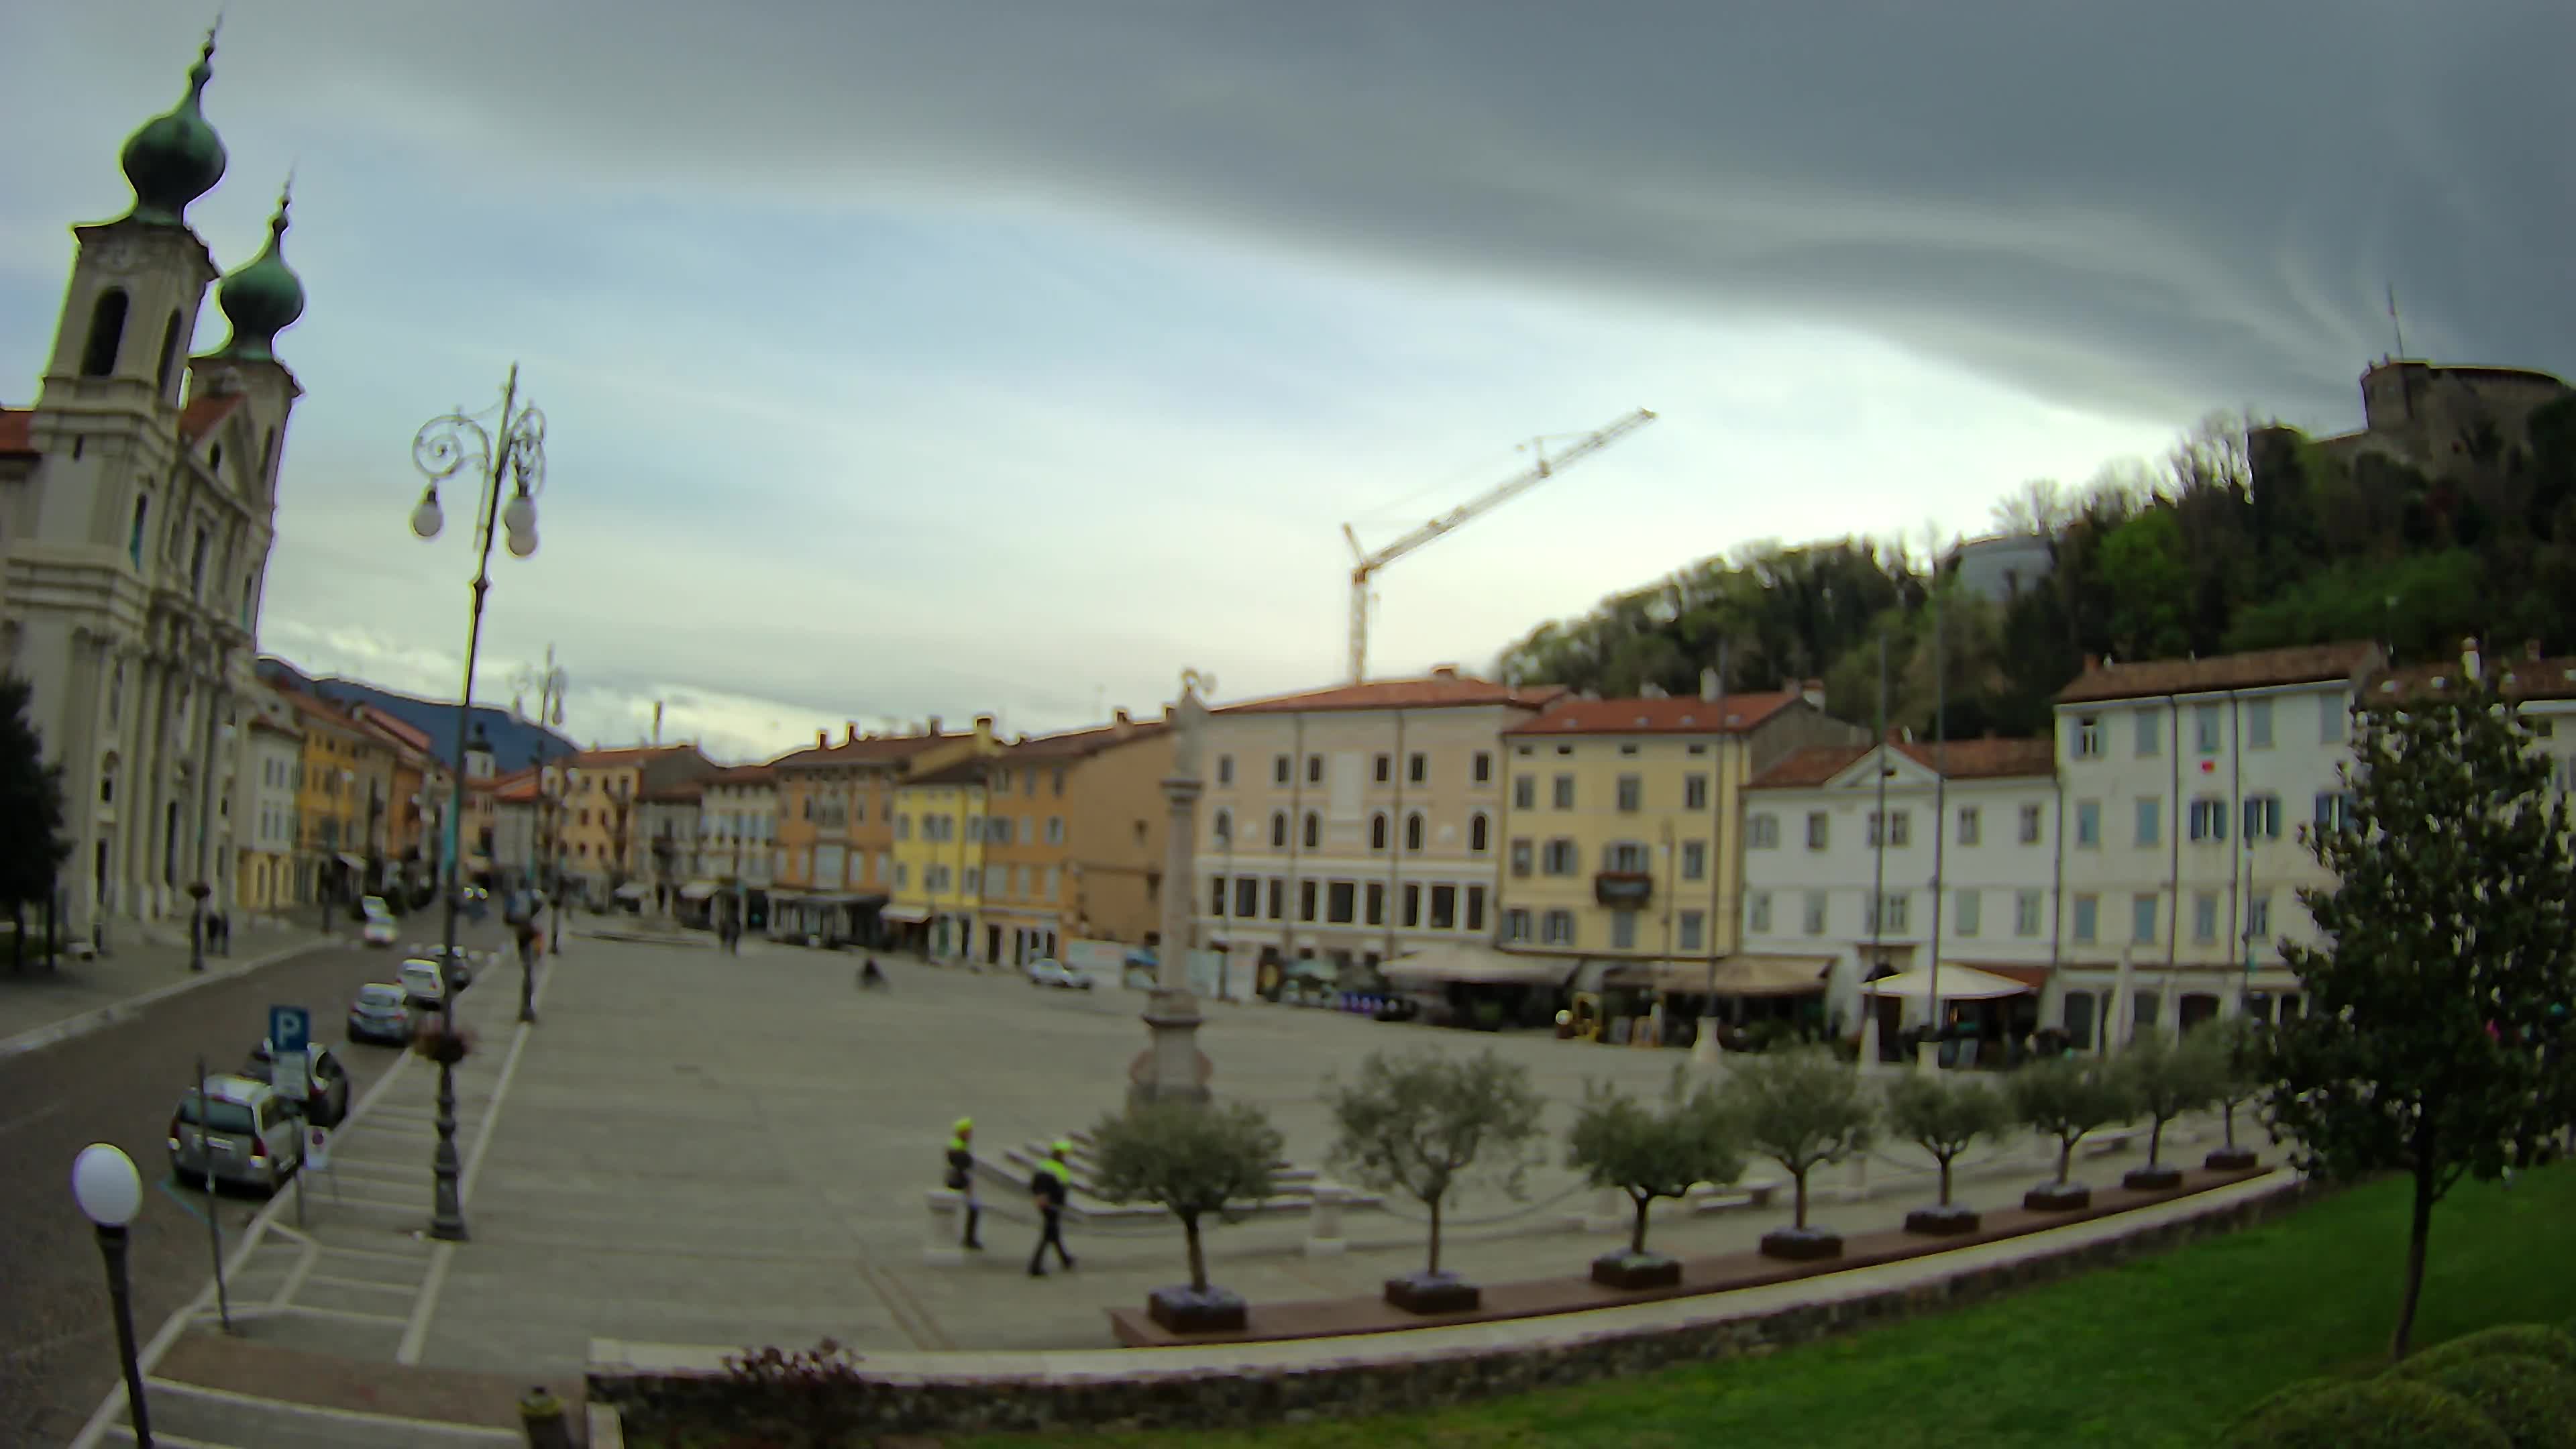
[1341,407,1658,684]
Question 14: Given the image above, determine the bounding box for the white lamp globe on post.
[72,1143,153,1447]
[410,488,445,541]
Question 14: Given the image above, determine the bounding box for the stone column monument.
[1132,668,1214,1106]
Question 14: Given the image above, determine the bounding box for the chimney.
[924,715,942,737]
[844,720,859,746]
[1699,667,1718,702]
[1429,663,1460,680]
[1802,678,1826,710]
[973,713,995,740]
[815,729,827,748]
[2462,637,2481,682]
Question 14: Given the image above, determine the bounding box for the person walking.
[1028,1139,1076,1277]
[945,1118,983,1251]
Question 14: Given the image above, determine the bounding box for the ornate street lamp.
[72,1143,152,1447]
[409,366,547,1243]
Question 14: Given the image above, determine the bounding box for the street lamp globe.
[504,527,538,559]
[72,1143,144,1227]
[409,490,445,540]
[501,494,537,538]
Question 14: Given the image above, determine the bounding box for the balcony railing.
[1595,871,1653,908]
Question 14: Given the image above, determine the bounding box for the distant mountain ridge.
[256,657,580,772]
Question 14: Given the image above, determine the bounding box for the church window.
[80,290,129,376]
[156,311,183,397]
[190,528,209,595]
[241,577,254,626]
[127,495,149,567]
[209,443,223,472]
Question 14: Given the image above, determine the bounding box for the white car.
[360,916,397,947]
[398,957,451,1010]
[1026,958,1095,991]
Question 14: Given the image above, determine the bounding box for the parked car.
[415,943,476,989]
[360,915,398,947]
[243,1038,354,1126]
[399,957,453,1010]
[346,982,416,1045]
[168,1075,303,1193]
[1026,958,1096,991]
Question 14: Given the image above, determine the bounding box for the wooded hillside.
[1493,388,2576,739]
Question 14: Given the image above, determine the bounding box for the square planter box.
[1903,1203,1982,1236]
[2122,1164,2184,1193]
[2024,1181,2092,1212]
[1759,1228,1843,1262]
[2205,1146,2261,1173]
[1383,1271,1481,1316]
[1590,1252,1683,1291]
[1146,1285,1247,1335]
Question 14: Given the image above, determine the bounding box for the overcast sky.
[5,1,2567,761]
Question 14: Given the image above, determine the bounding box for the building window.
[2313,791,2357,832]
[2242,793,2283,840]
[1299,879,1319,922]
[1217,754,1234,786]
[1267,878,1285,919]
[1678,910,1705,951]
[1365,881,1386,925]
[1327,881,1356,924]
[1680,840,1706,881]
[2019,803,2044,845]
[1553,775,1575,809]
[1748,892,1772,933]
[1509,838,1533,877]
[1371,812,1389,850]
[2072,714,2102,758]
[1615,775,1642,812]
[2245,892,2273,943]
[1466,884,1485,932]
[1542,839,1577,875]
[1273,754,1291,785]
[1803,892,1827,934]
[80,288,128,376]
[2135,710,2159,757]
[127,494,150,568]
[2075,800,2100,847]
[2188,797,2229,841]
[1805,812,1829,850]
[2320,697,2347,743]
[1541,909,1574,946]
[1374,753,1391,784]
[1867,810,1910,847]
[2015,890,2043,937]
[1513,776,1536,810]
[1748,814,1779,849]
[1270,811,1288,847]
[1683,774,1709,810]
[1469,813,1489,853]
[2073,894,2098,943]
[1953,889,1981,936]
[1211,876,1230,916]
[1957,806,1980,845]
[1403,882,1422,927]
[1603,841,1650,873]
[1303,811,1320,849]
[2194,704,2222,754]
[1430,884,1457,929]
[2245,700,2273,749]
[1307,755,1324,784]
[1610,912,1637,949]
[1234,877,1258,918]
[1472,751,1492,784]
[1408,752,1427,784]
[1864,892,1909,933]
[2192,891,2218,944]
[1212,808,1233,845]
[1501,908,1530,943]
[1404,812,1424,852]
[2131,893,2159,945]
[2135,798,2161,847]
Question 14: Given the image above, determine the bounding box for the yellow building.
[769,715,997,943]
[889,759,989,958]
[559,744,715,905]
[1494,689,1862,987]
[278,687,394,906]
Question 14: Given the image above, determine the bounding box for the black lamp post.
[72,1143,152,1448]
[409,366,547,1244]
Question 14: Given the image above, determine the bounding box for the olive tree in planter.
[2008,1053,2137,1212]
[1719,1046,1876,1262]
[1325,1048,1545,1315]
[1565,1067,1746,1290]
[2115,1030,2220,1191]
[1087,1099,1283,1335]
[1883,1071,2010,1236]
[2200,1018,2267,1172]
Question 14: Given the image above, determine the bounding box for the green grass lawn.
[946,1164,2576,1449]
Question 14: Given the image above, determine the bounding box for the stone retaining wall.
[593,1175,2320,1441]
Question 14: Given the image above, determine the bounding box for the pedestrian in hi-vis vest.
[945,1119,983,1250]
[1028,1140,1077,1277]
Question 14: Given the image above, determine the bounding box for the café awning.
[1379,943,1580,989]
[1861,964,2035,1002]
[680,881,720,901]
[1605,955,1833,998]
[879,904,932,924]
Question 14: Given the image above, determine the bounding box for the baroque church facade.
[0,32,307,938]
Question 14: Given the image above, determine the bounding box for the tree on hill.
[0,674,70,969]
[2259,667,2576,1361]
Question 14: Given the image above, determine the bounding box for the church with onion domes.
[0,26,309,939]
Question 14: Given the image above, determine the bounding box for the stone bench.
[1688,1177,1786,1214]
[2081,1127,2151,1159]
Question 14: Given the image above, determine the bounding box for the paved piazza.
[231,934,2224,1381]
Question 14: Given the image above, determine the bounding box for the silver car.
[168,1075,303,1193]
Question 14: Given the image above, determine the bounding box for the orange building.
[768,716,997,943]
[973,708,1175,963]
[559,744,716,905]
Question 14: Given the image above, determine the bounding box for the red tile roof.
[1216,672,1568,716]
[770,733,957,770]
[704,763,777,786]
[1001,717,1173,761]
[355,708,437,756]
[2055,642,2383,704]
[1751,736,2058,790]
[489,767,542,804]
[906,759,991,788]
[2368,651,2576,705]
[276,687,366,735]
[180,394,243,443]
[0,409,34,458]
[1504,692,1804,737]
[572,743,700,769]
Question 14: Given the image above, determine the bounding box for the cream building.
[0,36,307,936]
[1191,667,1566,987]
[236,686,302,912]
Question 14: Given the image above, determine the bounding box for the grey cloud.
[41,0,2571,425]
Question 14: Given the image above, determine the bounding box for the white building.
[697,763,777,890]
[1,37,307,936]
[1739,735,2061,1036]
[2051,642,2384,1045]
[236,690,302,912]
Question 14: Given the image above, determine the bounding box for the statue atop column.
[1132,667,1217,1106]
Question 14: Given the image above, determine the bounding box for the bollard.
[1303,1185,1348,1257]
[922,1188,967,1267]
[519,1387,574,1449]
